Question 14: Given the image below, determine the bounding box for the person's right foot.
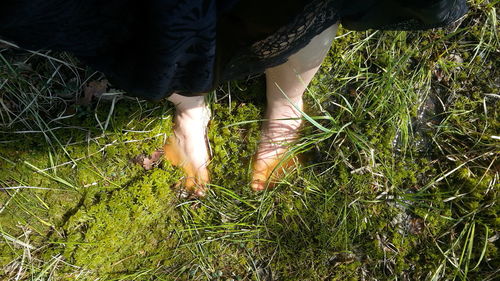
[164,105,211,198]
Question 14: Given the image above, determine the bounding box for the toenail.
[194,188,206,198]
[251,180,265,191]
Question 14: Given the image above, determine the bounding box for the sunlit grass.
[1,0,499,280]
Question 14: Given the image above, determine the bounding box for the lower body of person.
[164,24,339,196]
[0,0,468,197]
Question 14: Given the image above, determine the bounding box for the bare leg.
[164,93,210,197]
[251,23,338,191]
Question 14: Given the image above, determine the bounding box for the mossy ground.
[1,1,499,280]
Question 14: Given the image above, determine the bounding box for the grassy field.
[1,1,498,280]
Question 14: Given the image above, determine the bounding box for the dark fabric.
[0,0,239,101]
[218,0,340,82]
[218,0,468,82]
[0,0,467,101]
[341,0,468,30]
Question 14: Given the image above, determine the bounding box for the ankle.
[267,97,303,108]
[174,106,210,126]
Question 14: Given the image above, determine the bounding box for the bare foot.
[251,100,303,191]
[164,103,211,197]
[251,23,338,191]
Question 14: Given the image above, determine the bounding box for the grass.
[1,0,499,280]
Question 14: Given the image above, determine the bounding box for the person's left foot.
[251,100,303,191]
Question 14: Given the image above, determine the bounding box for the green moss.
[57,168,184,276]
[208,101,261,192]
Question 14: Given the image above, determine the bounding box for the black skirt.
[0,0,467,101]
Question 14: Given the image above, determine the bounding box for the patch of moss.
[54,168,185,277]
[208,101,261,192]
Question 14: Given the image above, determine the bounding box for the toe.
[250,179,266,191]
[182,163,209,197]
[251,158,273,191]
[193,186,207,198]
[251,155,298,191]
